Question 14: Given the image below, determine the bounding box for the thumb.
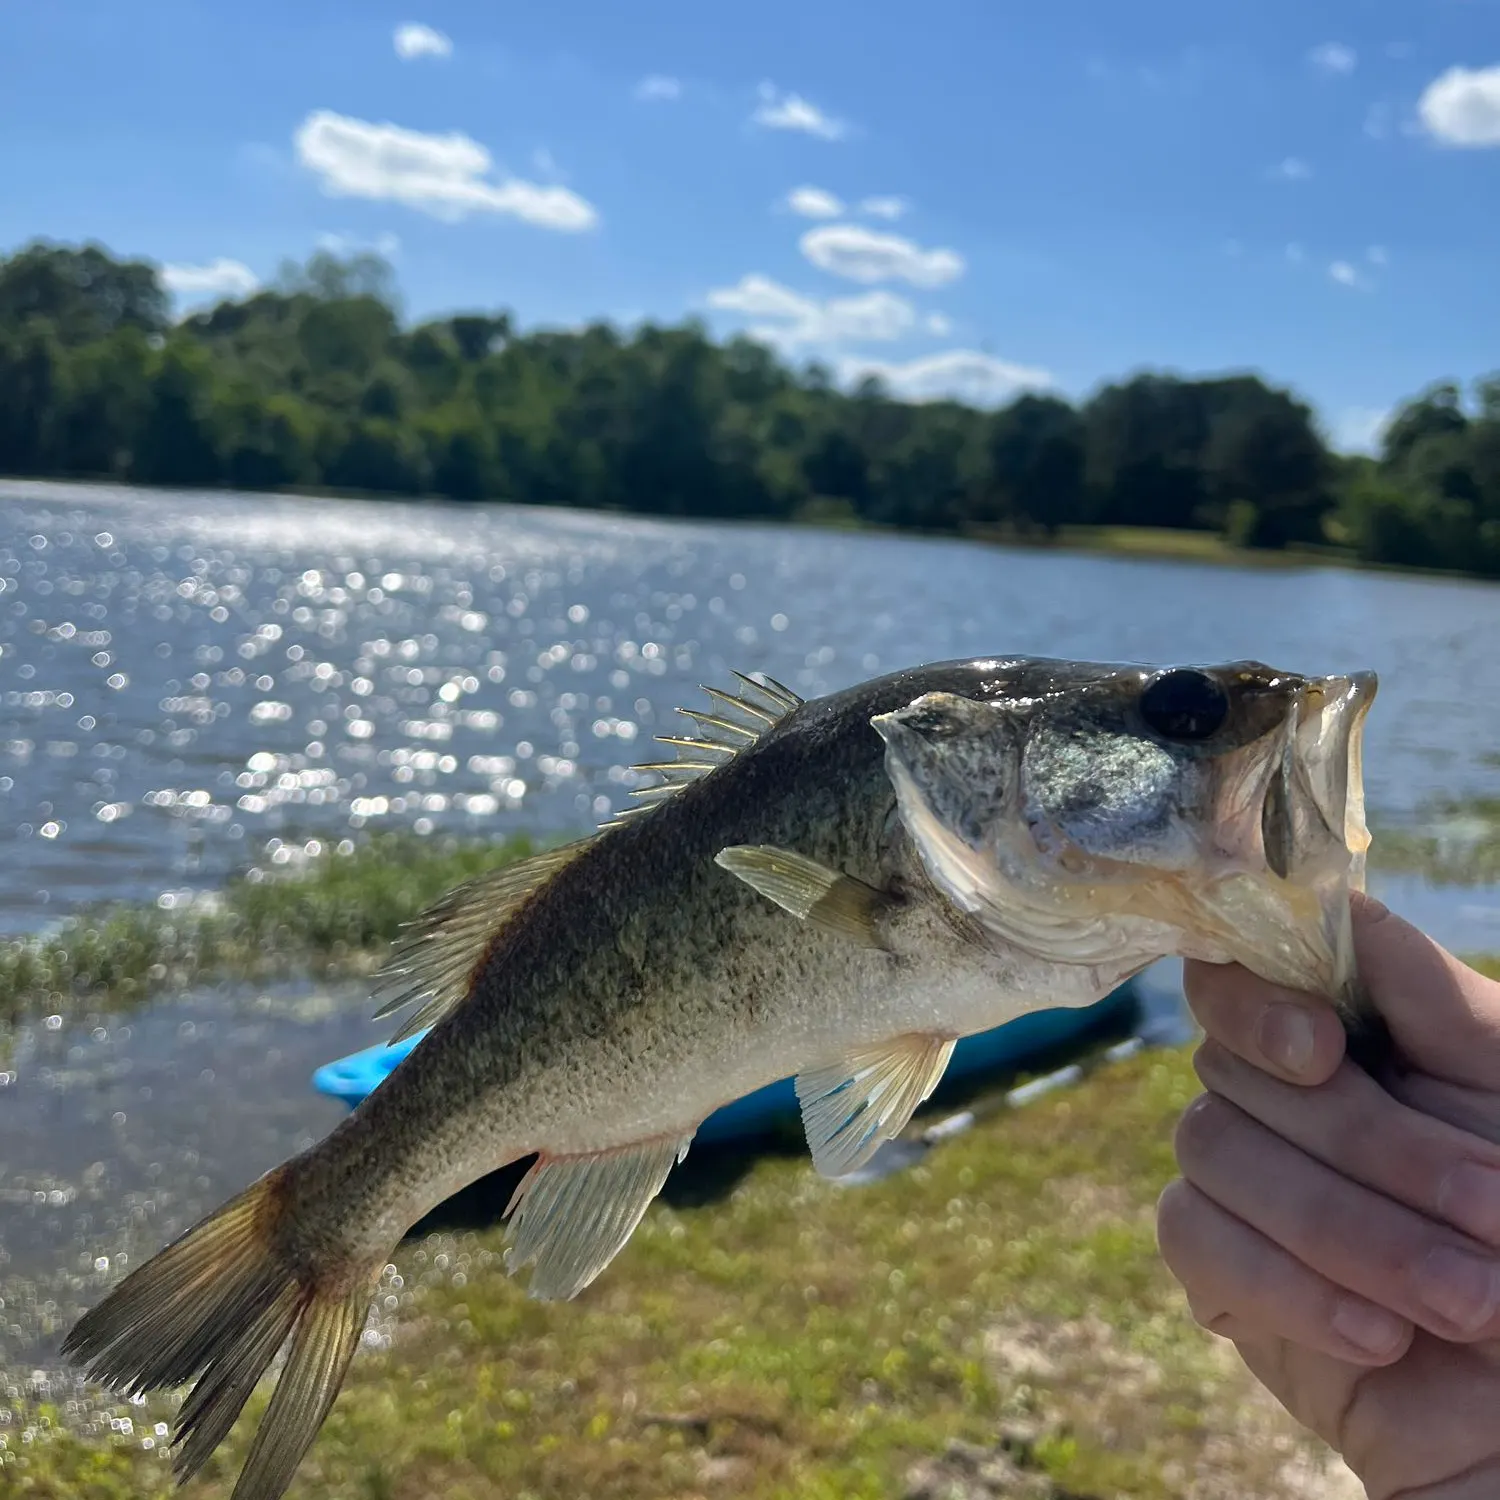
[1182,892,1500,1090]
[1351,890,1500,1088]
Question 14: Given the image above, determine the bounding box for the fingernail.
[1414,1246,1500,1333]
[1331,1297,1406,1356]
[1438,1163,1500,1243]
[1256,1003,1316,1076]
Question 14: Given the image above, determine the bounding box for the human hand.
[1156,893,1500,1499]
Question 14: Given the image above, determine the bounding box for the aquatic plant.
[0,832,539,1034]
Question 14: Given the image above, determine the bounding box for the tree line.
[1,239,1497,576]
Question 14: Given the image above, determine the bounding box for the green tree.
[982,394,1089,533]
[0,241,167,345]
[60,328,154,476]
[1082,375,1216,530]
[2,234,1499,583]
[0,320,68,474]
[1382,382,1468,468]
[1201,385,1331,548]
[130,340,223,487]
[421,405,499,501]
[323,418,428,495]
[219,388,317,491]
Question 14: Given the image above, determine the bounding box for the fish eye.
[1139,669,1230,741]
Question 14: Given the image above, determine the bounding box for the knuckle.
[1173,1091,1236,1176]
[1184,1289,1231,1335]
[1154,1179,1199,1273]
[1319,1079,1382,1167]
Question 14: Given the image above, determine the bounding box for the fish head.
[870,660,1376,999]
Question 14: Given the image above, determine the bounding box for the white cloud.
[925,312,952,336]
[1367,244,1388,266]
[1308,42,1357,75]
[708,274,812,323]
[634,74,681,102]
[800,223,964,287]
[316,231,402,258]
[293,110,598,230]
[705,273,916,347]
[752,82,847,140]
[1329,260,1368,289]
[785,185,845,219]
[1330,406,1391,455]
[1364,102,1392,140]
[860,195,910,220]
[1419,65,1500,147]
[160,258,260,301]
[1269,156,1313,181]
[393,23,452,61]
[1286,242,1305,263]
[838,349,1053,407]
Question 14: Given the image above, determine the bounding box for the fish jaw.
[1178,668,1377,1009]
[872,666,1381,1009]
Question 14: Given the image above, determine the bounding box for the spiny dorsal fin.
[601,670,803,829]
[715,844,891,946]
[372,841,590,1042]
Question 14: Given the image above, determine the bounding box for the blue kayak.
[312,981,1142,1145]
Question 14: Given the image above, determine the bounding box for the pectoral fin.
[796,1033,956,1177]
[503,1132,695,1301]
[715,844,891,946]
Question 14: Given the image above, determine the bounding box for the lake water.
[5,478,1500,1385]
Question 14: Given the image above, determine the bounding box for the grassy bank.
[0,831,542,1036]
[1364,797,1500,887]
[3,1046,1358,1500]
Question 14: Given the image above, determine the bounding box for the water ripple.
[3,479,1500,935]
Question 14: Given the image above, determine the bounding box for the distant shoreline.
[5,473,1497,590]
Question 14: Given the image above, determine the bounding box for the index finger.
[1349,893,1500,1088]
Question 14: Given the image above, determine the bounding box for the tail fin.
[62,1166,378,1500]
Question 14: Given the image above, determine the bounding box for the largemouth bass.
[63,655,1378,1500]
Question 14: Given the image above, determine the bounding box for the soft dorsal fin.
[602,670,803,829]
[371,841,590,1042]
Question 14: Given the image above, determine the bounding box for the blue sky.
[2,1,1499,450]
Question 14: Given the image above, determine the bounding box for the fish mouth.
[1261,670,1376,885]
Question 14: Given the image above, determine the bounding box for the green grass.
[5,801,1498,1494]
[0,831,541,1035]
[1364,798,1500,887]
[1,1048,1357,1500]
[964,522,1354,572]
[1058,525,1253,565]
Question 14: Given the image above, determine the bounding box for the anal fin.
[503,1132,694,1301]
[715,844,892,946]
[797,1034,956,1177]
